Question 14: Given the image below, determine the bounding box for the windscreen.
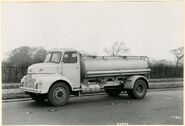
[44,52,62,63]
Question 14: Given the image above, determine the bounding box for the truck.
[20,48,151,106]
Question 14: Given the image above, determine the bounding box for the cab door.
[61,51,80,88]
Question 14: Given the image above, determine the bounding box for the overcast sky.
[2,1,184,61]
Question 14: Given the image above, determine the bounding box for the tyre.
[48,82,70,106]
[127,79,147,99]
[127,90,135,98]
[30,93,46,102]
[105,89,121,97]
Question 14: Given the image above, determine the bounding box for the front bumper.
[20,87,41,94]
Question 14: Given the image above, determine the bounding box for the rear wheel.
[48,82,70,106]
[127,79,147,99]
[105,89,121,97]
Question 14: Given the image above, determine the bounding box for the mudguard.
[38,74,73,93]
[124,75,149,89]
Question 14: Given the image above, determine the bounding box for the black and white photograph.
[2,0,184,125]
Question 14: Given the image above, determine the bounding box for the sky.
[2,1,184,61]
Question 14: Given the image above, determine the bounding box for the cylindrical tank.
[80,56,150,78]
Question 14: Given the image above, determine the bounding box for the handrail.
[82,55,150,61]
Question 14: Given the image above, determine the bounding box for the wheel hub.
[57,91,63,97]
[136,84,144,94]
[54,88,65,100]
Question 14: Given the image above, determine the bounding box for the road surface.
[2,88,183,125]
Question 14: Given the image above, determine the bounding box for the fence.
[2,66,28,83]
[2,65,184,83]
[150,65,183,79]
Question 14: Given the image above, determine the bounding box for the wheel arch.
[39,74,74,94]
[138,77,149,89]
[49,80,73,93]
[124,75,149,89]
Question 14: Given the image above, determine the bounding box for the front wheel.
[127,79,147,99]
[48,82,70,106]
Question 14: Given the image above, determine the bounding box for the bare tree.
[171,46,184,76]
[104,41,129,56]
[171,47,184,65]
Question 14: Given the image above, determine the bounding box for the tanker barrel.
[82,55,151,78]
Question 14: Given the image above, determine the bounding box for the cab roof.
[50,48,78,52]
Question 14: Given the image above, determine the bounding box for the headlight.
[21,75,27,85]
[21,79,24,84]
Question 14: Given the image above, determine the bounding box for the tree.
[171,47,184,65]
[104,41,129,56]
[6,46,47,66]
[171,46,184,76]
[30,47,47,63]
[2,46,48,83]
[7,46,31,66]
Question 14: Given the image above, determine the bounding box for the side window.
[63,52,77,63]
